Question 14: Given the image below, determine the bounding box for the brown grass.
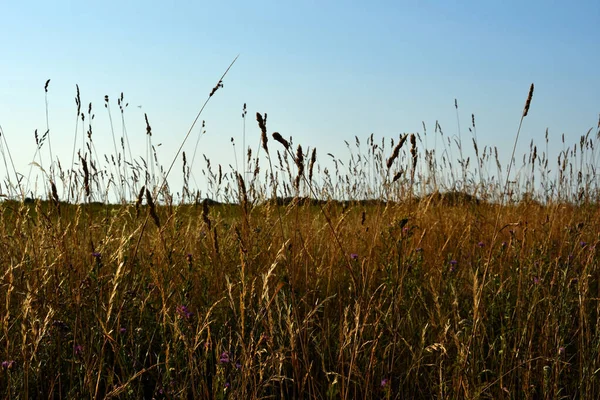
[1,81,600,399]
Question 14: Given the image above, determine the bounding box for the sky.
[0,1,599,201]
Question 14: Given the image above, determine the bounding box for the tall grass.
[1,77,600,399]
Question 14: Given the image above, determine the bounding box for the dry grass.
[1,80,600,399]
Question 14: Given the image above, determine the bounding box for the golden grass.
[1,80,599,398]
[0,196,599,398]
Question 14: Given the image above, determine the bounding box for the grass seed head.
[145,189,160,228]
[523,83,534,117]
[308,148,317,183]
[257,112,269,154]
[386,134,408,170]
[272,132,290,150]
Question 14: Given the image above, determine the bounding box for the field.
[2,83,600,399]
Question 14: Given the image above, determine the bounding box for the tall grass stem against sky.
[1,1,598,200]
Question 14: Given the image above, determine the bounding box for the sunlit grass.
[1,79,600,398]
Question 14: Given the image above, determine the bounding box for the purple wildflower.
[225,382,230,388]
[533,276,540,285]
[381,378,390,387]
[559,347,565,356]
[74,344,83,357]
[477,241,485,247]
[177,305,193,320]
[219,351,230,364]
[350,253,359,260]
[449,259,458,272]
[580,241,587,248]
[1,360,15,370]
[92,252,101,259]
[119,327,127,334]
[235,361,242,369]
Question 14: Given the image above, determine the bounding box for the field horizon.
[1,79,600,399]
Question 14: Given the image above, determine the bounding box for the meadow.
[1,80,600,399]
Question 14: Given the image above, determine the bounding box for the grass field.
[1,82,600,399]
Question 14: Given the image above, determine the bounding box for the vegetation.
[1,76,600,399]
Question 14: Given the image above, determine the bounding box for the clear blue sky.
[1,1,598,200]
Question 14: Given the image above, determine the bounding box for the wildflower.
[477,241,485,247]
[74,345,83,357]
[381,378,390,387]
[533,276,540,285]
[225,382,230,388]
[119,327,126,334]
[449,259,458,272]
[580,241,587,248]
[559,347,565,356]
[219,351,230,364]
[235,362,242,369]
[415,247,423,253]
[1,360,15,370]
[177,305,193,320]
[350,253,359,260]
